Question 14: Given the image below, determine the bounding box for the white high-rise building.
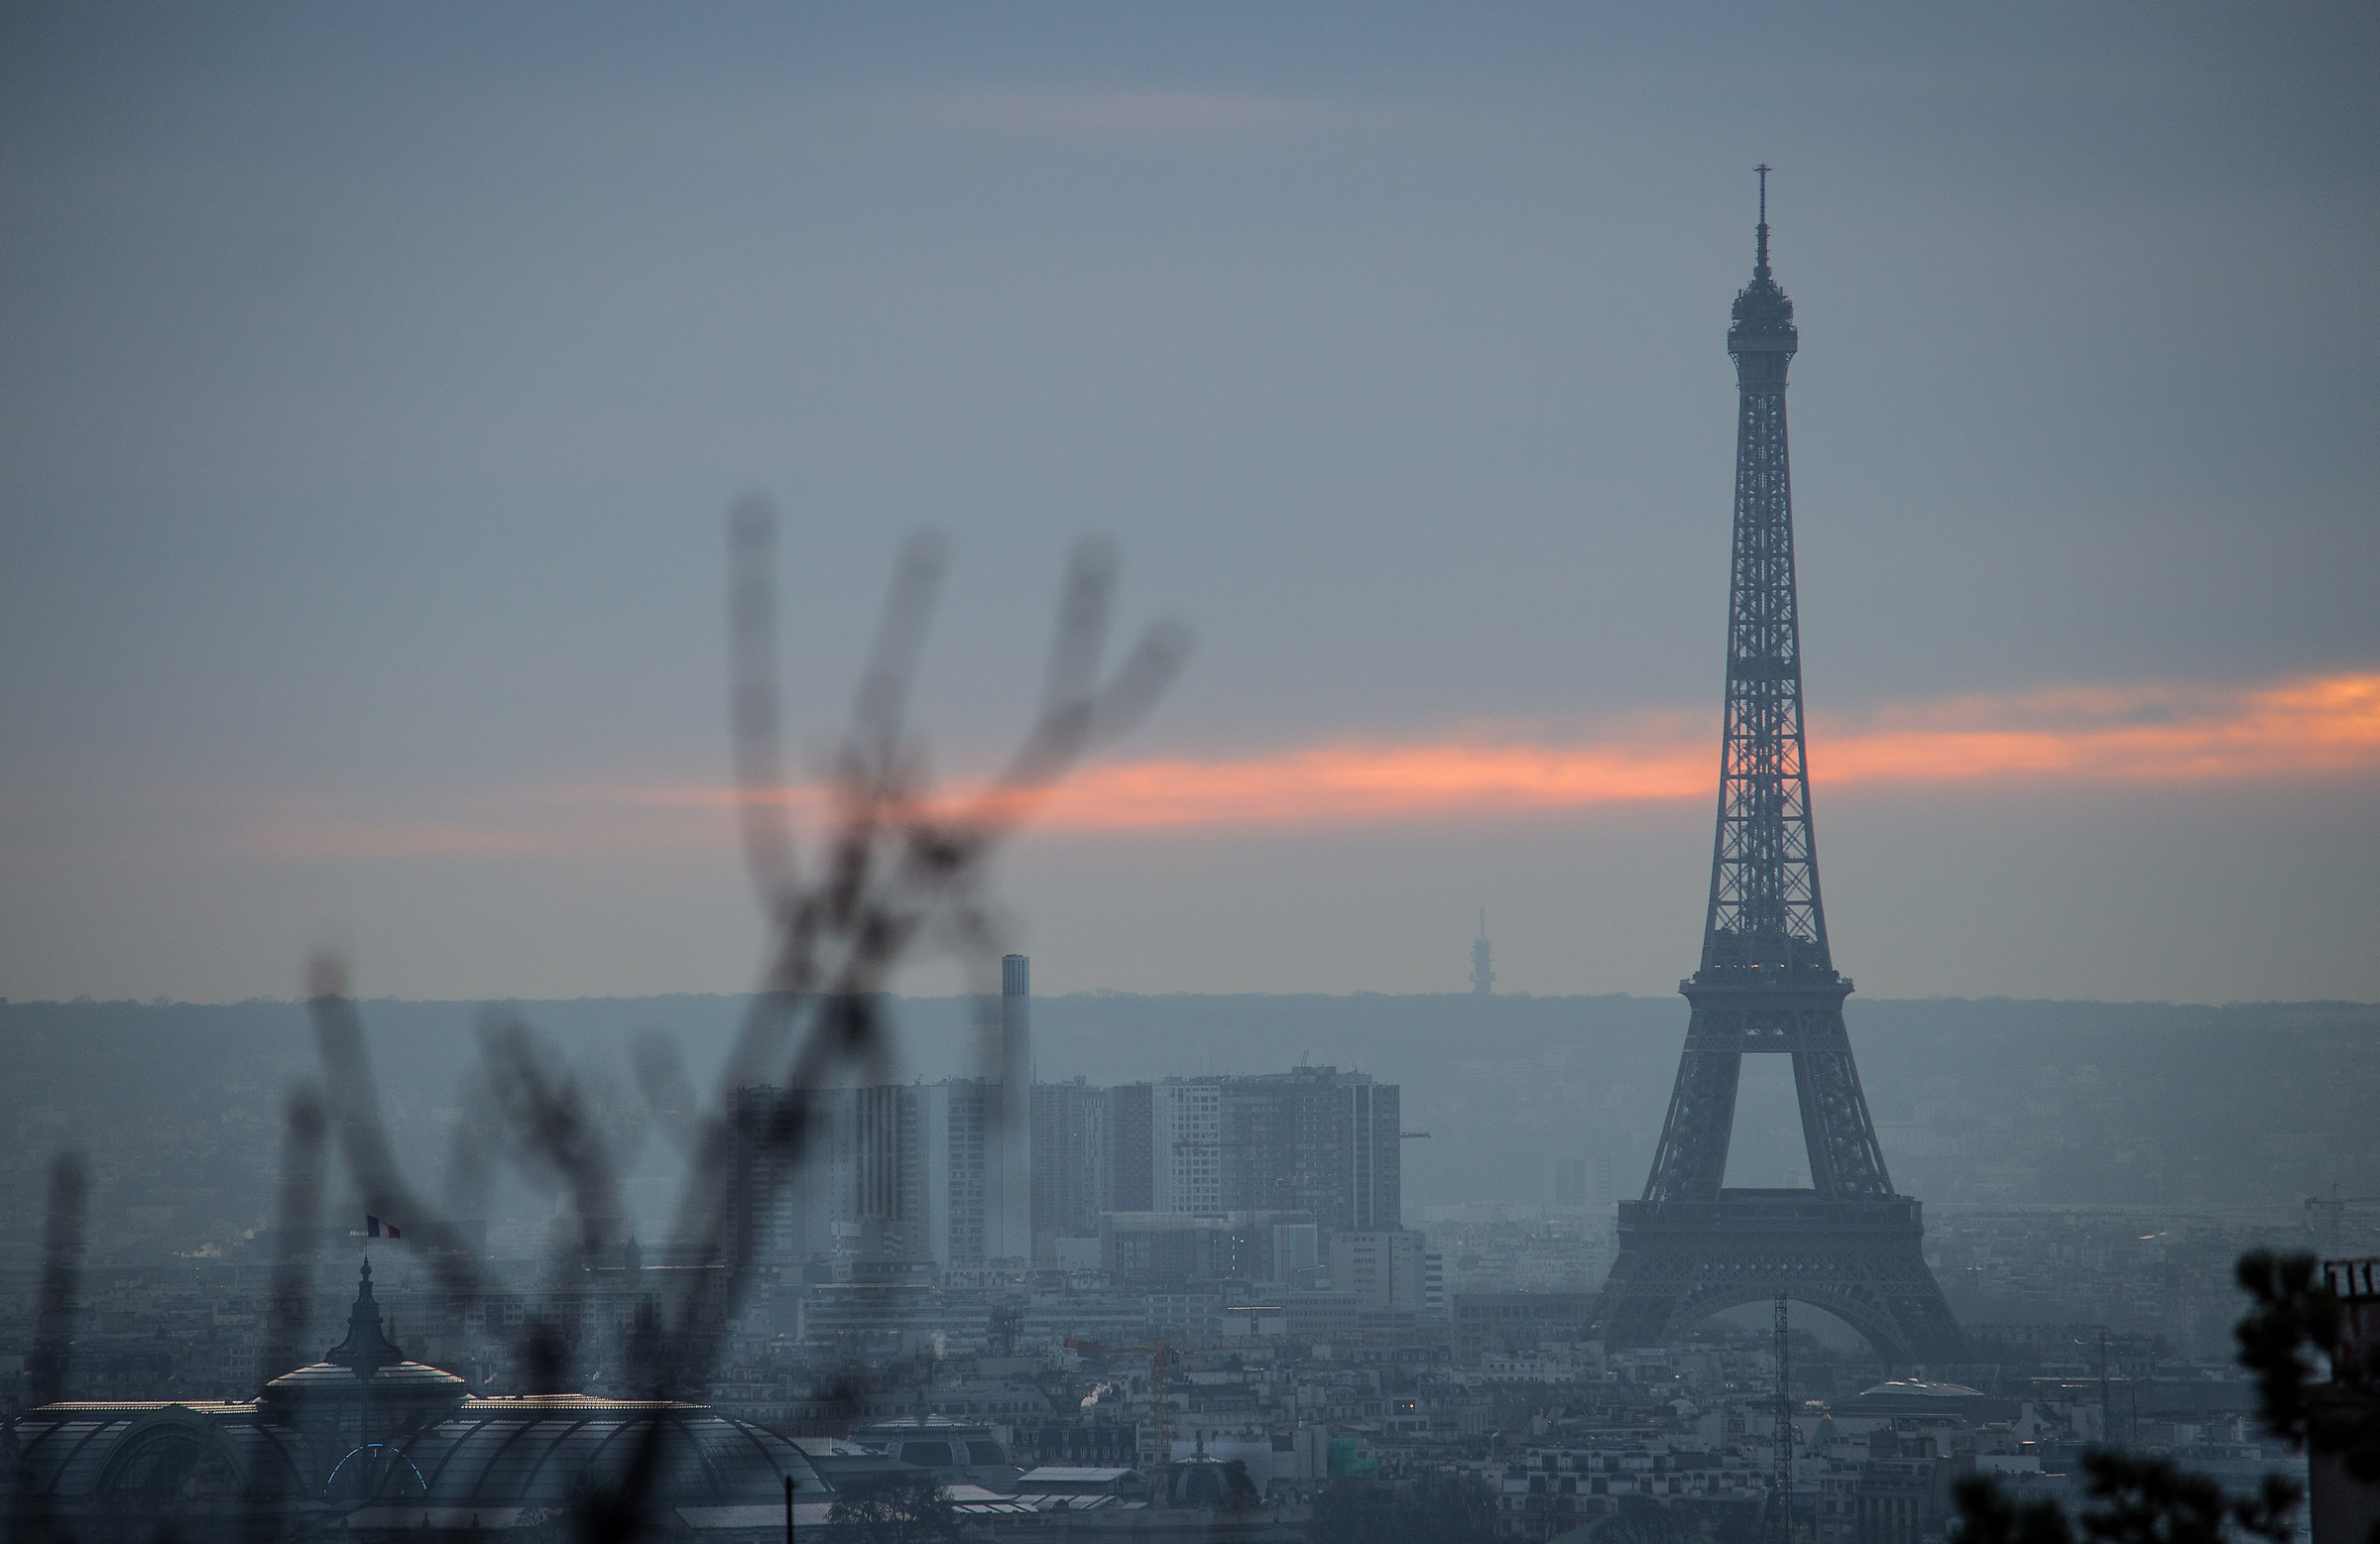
[1329,1229,1427,1312]
[1150,1080,1223,1213]
[907,1078,991,1268]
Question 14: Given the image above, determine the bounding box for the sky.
[2,3,2375,1006]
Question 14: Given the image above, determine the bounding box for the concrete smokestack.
[997,953,1031,1261]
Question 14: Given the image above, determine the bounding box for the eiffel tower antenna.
[1591,174,1964,1364]
[1755,164,1772,277]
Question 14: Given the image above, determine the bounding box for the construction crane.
[1065,1338,1174,1473]
[1772,1293,1794,1544]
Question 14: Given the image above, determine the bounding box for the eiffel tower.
[1593,171,1964,1364]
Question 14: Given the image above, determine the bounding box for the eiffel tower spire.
[1593,174,1963,1363]
[1706,164,1826,981]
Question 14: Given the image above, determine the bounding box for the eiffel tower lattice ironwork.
[1592,170,1964,1364]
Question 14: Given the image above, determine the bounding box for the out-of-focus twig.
[258,1088,326,1400]
[29,1151,87,1409]
[248,1088,325,1544]
[294,504,1185,1544]
[308,957,492,1302]
[578,503,1185,1544]
[632,1028,700,1159]
[477,1012,633,1271]
[12,1158,88,1544]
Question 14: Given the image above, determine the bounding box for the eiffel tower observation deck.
[1592,171,1964,1364]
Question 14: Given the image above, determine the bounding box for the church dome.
[258,1259,469,1428]
[6,1257,820,1530]
[263,1361,470,1400]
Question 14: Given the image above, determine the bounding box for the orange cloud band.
[702,668,2380,834]
[219,670,2380,859]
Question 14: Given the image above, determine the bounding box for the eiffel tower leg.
[1642,1042,1742,1203]
[1862,1242,1967,1364]
[1791,1043,1892,1199]
[1593,1229,1691,1350]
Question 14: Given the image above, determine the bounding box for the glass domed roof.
[355,1397,818,1507]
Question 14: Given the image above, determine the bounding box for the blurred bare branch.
[307,956,492,1301]
[439,1067,502,1229]
[476,1011,633,1269]
[258,1087,325,1408]
[245,1089,325,1544]
[631,1027,700,1158]
[29,1150,86,1408]
[272,507,1184,1544]
[728,494,798,908]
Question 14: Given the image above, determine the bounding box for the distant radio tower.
[1471,909,1495,996]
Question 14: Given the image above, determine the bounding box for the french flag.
[366,1215,401,1239]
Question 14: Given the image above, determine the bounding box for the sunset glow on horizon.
[555,668,2380,837]
[211,669,2380,862]
[1022,668,2380,830]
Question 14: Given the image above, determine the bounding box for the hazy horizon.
[10,991,2374,1227]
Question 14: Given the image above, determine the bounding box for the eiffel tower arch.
[1592,171,1964,1366]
